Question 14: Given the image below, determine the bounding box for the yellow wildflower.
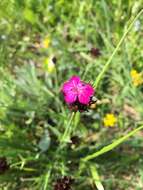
[130,69,143,87]
[44,57,55,73]
[42,36,50,48]
[103,113,117,127]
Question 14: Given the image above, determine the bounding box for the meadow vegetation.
[0,0,143,189]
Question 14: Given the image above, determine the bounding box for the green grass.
[0,0,143,189]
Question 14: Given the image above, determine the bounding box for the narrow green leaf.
[83,125,143,161]
[43,169,51,190]
[90,165,104,190]
[94,9,143,88]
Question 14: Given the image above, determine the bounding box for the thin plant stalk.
[93,9,143,88]
[61,112,75,143]
[83,125,143,162]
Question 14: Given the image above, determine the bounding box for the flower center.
[72,86,79,93]
[71,82,86,94]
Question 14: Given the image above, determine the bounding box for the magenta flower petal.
[64,93,77,103]
[69,76,80,84]
[78,92,91,104]
[62,82,73,93]
[77,83,94,104]
[84,84,94,96]
[62,76,80,94]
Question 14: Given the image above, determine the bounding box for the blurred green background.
[0,0,143,189]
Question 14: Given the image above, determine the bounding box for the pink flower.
[62,76,94,105]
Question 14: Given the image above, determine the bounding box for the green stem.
[82,125,143,162]
[61,112,75,143]
[54,67,59,94]
[93,9,143,88]
[43,168,51,190]
[90,164,104,190]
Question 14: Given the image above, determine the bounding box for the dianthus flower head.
[62,76,94,105]
[90,47,101,57]
[0,157,9,174]
[54,176,74,190]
